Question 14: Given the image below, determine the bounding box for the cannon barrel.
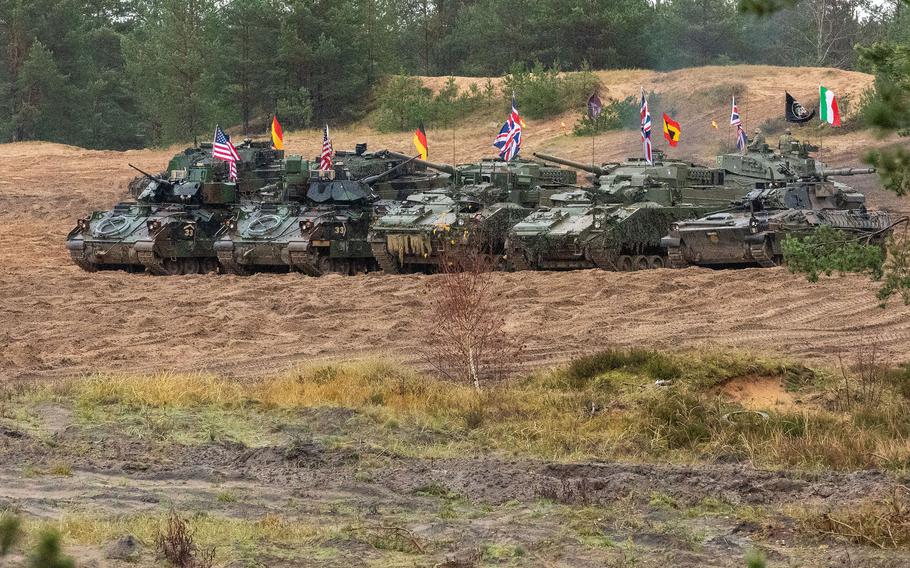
[385,150,457,175]
[824,167,876,177]
[362,155,420,185]
[128,163,172,187]
[533,153,608,176]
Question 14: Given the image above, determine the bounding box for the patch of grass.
[216,492,237,504]
[47,463,72,477]
[14,350,910,471]
[799,490,910,548]
[481,541,525,560]
[23,511,343,564]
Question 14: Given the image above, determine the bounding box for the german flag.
[662,113,680,147]
[412,123,428,160]
[271,115,284,150]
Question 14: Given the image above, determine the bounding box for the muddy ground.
[1,401,909,567]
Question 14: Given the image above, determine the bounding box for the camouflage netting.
[600,207,708,254]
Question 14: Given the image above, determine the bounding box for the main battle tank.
[214,159,417,275]
[330,144,451,199]
[367,154,579,273]
[505,152,754,271]
[660,168,893,268]
[716,135,838,189]
[66,140,282,274]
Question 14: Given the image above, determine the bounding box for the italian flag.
[819,86,841,126]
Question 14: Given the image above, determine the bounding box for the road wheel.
[179,258,201,274]
[617,255,634,272]
[647,255,666,269]
[633,255,649,270]
[159,258,181,276]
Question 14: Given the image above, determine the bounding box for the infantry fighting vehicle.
[214,158,417,275]
[367,154,579,273]
[660,167,893,268]
[505,152,753,271]
[67,140,283,274]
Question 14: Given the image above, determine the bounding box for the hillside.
[1,65,909,382]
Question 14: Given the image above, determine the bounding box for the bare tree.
[421,246,521,389]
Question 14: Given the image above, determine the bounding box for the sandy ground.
[2,65,910,382]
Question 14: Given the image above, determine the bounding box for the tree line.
[0,0,906,149]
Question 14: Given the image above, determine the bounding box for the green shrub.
[574,92,664,136]
[782,225,886,282]
[371,75,497,132]
[502,62,600,120]
[0,513,22,557]
[28,530,75,568]
[566,349,654,385]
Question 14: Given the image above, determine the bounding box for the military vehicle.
[331,144,451,199]
[67,140,283,274]
[660,168,892,268]
[367,154,579,273]
[716,135,838,190]
[214,158,417,275]
[505,152,753,271]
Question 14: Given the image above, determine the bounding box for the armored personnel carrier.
[66,140,282,274]
[505,152,753,271]
[660,168,892,268]
[367,155,579,273]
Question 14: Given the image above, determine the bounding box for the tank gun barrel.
[362,155,419,184]
[824,167,876,177]
[128,163,170,186]
[533,153,608,176]
[385,150,457,175]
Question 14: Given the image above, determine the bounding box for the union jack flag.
[493,96,522,161]
[212,125,239,181]
[736,124,748,153]
[320,125,333,171]
[640,87,652,165]
[730,96,742,126]
[731,96,747,154]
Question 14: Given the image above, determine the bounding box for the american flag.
[493,96,522,161]
[212,125,239,181]
[320,125,333,171]
[640,87,652,165]
[730,96,742,126]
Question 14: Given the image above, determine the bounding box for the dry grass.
[20,350,910,470]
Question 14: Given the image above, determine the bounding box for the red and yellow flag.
[271,115,284,150]
[662,113,681,147]
[413,123,428,160]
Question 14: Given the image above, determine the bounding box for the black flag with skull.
[786,92,816,124]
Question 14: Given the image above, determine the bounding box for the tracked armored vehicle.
[67,140,283,274]
[660,168,893,268]
[505,152,753,271]
[367,155,578,273]
[214,158,418,275]
[330,144,450,199]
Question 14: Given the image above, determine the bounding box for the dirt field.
[2,65,910,566]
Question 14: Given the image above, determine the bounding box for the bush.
[0,513,22,557]
[371,75,496,132]
[502,61,601,120]
[782,225,886,282]
[573,92,664,136]
[28,530,74,568]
